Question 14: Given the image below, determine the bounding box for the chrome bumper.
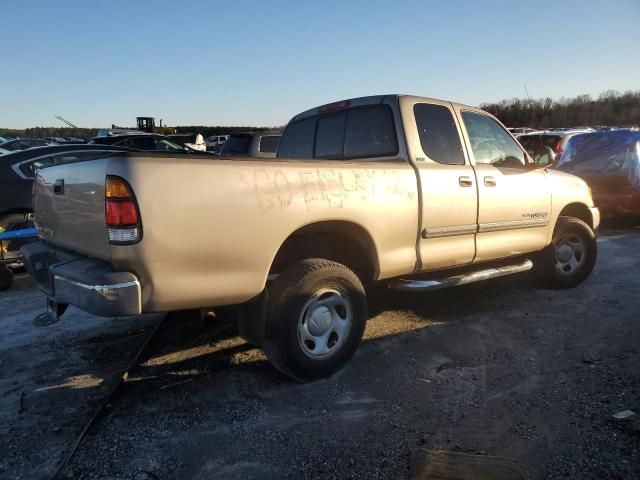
[21,241,141,317]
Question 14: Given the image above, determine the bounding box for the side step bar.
[388,259,533,292]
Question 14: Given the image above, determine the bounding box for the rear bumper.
[21,241,141,317]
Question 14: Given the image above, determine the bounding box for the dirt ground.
[1,225,639,480]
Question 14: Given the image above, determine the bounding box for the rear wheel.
[532,216,597,288]
[262,259,366,382]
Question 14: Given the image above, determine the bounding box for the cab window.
[315,114,345,159]
[462,112,526,167]
[343,106,397,159]
[414,104,465,165]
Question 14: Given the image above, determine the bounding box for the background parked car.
[168,133,208,151]
[205,135,229,152]
[508,127,539,136]
[555,130,640,218]
[219,131,282,158]
[0,138,55,155]
[517,129,594,165]
[89,134,190,152]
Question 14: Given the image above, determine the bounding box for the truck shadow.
[124,273,536,392]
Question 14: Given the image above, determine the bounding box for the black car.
[89,134,188,152]
[0,144,139,228]
[0,138,54,153]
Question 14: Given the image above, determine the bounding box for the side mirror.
[533,146,557,167]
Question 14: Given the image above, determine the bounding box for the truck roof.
[289,94,480,123]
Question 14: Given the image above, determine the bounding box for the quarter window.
[462,112,526,167]
[414,104,465,165]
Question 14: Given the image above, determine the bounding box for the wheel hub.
[298,288,353,359]
[554,233,586,276]
[556,244,573,262]
[308,305,332,336]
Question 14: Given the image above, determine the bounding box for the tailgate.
[33,158,111,260]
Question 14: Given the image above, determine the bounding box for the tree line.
[481,90,640,128]
[3,90,639,138]
[0,125,278,140]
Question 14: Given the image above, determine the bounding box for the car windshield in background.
[259,135,281,154]
[518,135,562,154]
[153,138,185,152]
[220,134,252,155]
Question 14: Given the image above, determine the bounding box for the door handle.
[459,176,473,187]
[53,179,64,195]
[484,176,496,187]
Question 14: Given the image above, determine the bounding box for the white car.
[205,135,229,149]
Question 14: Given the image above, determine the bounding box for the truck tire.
[262,259,367,382]
[532,216,597,288]
[0,267,14,292]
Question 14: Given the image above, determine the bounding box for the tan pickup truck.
[22,94,599,381]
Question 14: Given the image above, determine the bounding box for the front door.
[402,99,478,270]
[456,109,551,262]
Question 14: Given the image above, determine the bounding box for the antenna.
[54,115,78,129]
[523,86,540,129]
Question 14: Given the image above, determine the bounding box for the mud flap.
[237,290,268,346]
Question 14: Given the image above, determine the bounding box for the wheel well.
[270,221,379,283]
[558,203,593,228]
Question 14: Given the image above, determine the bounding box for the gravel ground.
[0,276,163,480]
[2,225,639,479]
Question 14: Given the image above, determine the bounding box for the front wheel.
[532,216,597,288]
[263,259,367,382]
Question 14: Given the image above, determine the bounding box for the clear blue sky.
[1,0,639,128]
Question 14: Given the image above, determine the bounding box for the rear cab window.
[277,104,398,160]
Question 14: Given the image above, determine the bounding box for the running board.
[388,259,533,292]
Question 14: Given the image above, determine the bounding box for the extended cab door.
[400,98,478,270]
[456,109,551,262]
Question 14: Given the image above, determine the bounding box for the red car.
[556,130,640,217]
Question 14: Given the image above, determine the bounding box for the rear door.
[456,109,551,262]
[401,98,478,270]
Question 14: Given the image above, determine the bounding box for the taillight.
[105,176,141,244]
[554,138,563,155]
